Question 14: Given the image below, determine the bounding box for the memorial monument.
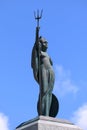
[31,10,59,117]
[16,11,83,130]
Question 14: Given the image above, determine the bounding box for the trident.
[34,10,43,115]
[34,9,43,28]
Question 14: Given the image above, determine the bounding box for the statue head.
[39,36,48,52]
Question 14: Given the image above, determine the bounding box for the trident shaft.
[34,10,43,115]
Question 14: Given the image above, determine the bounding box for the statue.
[31,10,59,117]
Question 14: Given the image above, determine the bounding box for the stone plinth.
[16,116,83,130]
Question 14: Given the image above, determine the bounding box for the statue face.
[42,41,48,52]
[39,37,48,52]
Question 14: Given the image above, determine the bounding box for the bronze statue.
[31,10,59,117]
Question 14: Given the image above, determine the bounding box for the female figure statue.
[31,36,55,116]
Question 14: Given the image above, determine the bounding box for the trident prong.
[34,9,43,27]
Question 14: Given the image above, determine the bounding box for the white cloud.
[0,113,9,130]
[71,104,87,130]
[54,65,78,96]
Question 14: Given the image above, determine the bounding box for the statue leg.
[48,70,55,115]
[41,67,49,116]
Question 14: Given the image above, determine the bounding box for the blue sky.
[0,0,87,130]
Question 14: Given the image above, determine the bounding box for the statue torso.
[40,51,53,70]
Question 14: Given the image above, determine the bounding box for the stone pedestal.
[16,116,83,130]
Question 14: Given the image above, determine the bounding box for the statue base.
[16,116,83,130]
